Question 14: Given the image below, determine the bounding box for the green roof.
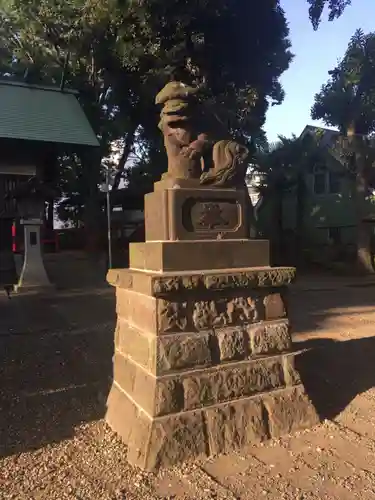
[0,81,99,147]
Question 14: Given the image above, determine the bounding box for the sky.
[264,0,375,143]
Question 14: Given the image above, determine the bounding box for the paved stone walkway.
[1,274,375,499]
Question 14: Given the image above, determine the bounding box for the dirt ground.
[2,266,375,499]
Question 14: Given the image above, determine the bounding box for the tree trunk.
[295,171,306,266]
[270,186,283,265]
[355,170,373,272]
[81,152,103,256]
[46,200,54,230]
[111,128,137,191]
[357,220,373,272]
[351,132,374,273]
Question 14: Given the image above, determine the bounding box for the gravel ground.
[2,279,375,499]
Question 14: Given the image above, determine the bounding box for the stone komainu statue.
[155,80,256,235]
[155,81,250,189]
[200,140,249,188]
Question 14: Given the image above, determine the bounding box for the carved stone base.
[129,239,270,272]
[106,266,319,471]
[144,186,249,241]
[107,382,317,471]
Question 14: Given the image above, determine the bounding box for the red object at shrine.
[11,221,59,253]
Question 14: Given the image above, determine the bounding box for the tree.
[307,0,352,30]
[256,134,326,264]
[0,0,127,248]
[312,30,375,136]
[0,0,293,243]
[312,29,375,272]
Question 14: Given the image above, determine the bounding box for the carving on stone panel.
[204,268,296,291]
[153,277,181,294]
[151,268,296,297]
[181,275,201,290]
[227,297,257,324]
[192,295,262,330]
[204,273,255,290]
[158,300,188,332]
[197,203,229,229]
[153,275,202,294]
[181,197,240,234]
[257,268,296,287]
[193,301,219,330]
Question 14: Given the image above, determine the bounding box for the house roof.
[0,80,99,147]
[300,125,339,147]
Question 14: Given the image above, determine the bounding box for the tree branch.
[112,128,137,190]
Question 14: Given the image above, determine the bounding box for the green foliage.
[312,29,375,135]
[256,133,324,193]
[307,0,352,30]
[311,29,375,189]
[255,133,328,262]
[0,0,293,228]
[311,29,375,271]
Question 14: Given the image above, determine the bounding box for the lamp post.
[12,177,55,291]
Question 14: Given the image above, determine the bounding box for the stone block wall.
[106,267,319,471]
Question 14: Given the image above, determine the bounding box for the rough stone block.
[154,379,183,416]
[116,288,157,332]
[264,293,286,320]
[204,397,269,455]
[157,299,189,333]
[182,358,285,411]
[105,383,137,445]
[106,384,319,470]
[157,332,212,373]
[283,351,303,386]
[248,320,292,356]
[116,322,213,374]
[113,350,137,396]
[113,351,184,417]
[216,327,247,362]
[116,319,156,372]
[127,409,208,470]
[263,386,319,438]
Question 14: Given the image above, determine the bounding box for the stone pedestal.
[106,185,319,471]
[16,218,52,292]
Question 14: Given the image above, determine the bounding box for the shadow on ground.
[290,285,375,421]
[289,285,375,336]
[295,336,375,421]
[0,285,115,458]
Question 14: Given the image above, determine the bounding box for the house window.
[328,172,341,194]
[328,227,341,245]
[313,167,327,195]
[313,166,341,194]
